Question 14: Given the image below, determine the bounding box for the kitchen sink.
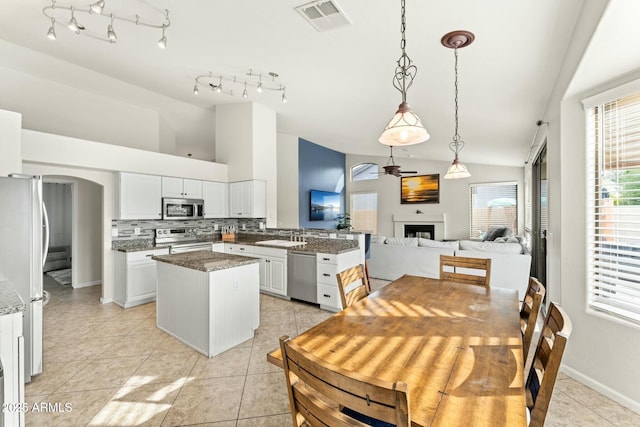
[255,239,307,248]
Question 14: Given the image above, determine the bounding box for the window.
[351,192,377,233]
[351,163,378,182]
[469,182,518,239]
[586,90,640,324]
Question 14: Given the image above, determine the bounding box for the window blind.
[469,182,518,239]
[587,92,640,324]
[351,192,377,234]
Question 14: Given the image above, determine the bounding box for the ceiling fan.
[374,146,418,177]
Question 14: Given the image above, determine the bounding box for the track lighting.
[43,1,170,47]
[89,0,105,14]
[157,25,167,49]
[192,69,288,102]
[46,18,56,40]
[67,7,81,33]
[107,14,117,42]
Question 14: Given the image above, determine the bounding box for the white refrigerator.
[0,175,48,383]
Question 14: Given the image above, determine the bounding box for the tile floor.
[24,275,640,426]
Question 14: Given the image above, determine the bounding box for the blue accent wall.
[298,138,345,229]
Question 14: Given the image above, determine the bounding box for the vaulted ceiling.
[0,0,587,166]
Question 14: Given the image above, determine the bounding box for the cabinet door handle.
[240,248,245,251]
[322,257,330,261]
[323,294,331,298]
[146,254,154,258]
[323,273,330,277]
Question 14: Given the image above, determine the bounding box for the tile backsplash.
[112,218,265,240]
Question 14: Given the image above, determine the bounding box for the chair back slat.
[527,303,572,427]
[280,336,411,427]
[521,277,546,361]
[336,264,371,308]
[439,255,491,288]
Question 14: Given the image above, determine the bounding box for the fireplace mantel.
[392,214,446,240]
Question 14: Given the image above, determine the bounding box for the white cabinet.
[114,247,169,308]
[253,246,287,296]
[115,172,162,220]
[162,177,203,199]
[229,180,266,218]
[203,181,229,218]
[316,249,361,311]
[0,309,24,427]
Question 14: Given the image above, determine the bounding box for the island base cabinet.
[114,248,169,308]
[156,262,259,358]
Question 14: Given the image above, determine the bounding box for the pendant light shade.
[379,102,429,146]
[445,156,471,179]
[379,0,428,147]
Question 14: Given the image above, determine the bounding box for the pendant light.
[379,0,429,146]
[442,30,474,179]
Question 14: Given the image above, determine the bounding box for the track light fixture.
[193,69,288,103]
[43,0,170,47]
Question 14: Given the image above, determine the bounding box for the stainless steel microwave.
[162,198,204,220]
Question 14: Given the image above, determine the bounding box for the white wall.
[277,133,299,228]
[22,130,228,182]
[346,154,524,239]
[252,104,278,227]
[0,40,215,160]
[43,183,72,248]
[0,109,22,175]
[215,104,254,182]
[526,0,640,412]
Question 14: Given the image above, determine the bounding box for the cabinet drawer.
[253,246,287,258]
[316,253,337,264]
[126,248,169,262]
[317,284,342,309]
[317,263,338,285]
[225,244,254,254]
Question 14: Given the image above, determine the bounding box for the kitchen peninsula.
[152,250,260,357]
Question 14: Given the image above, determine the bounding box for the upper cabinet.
[161,177,203,199]
[115,172,162,220]
[229,180,266,218]
[203,181,229,218]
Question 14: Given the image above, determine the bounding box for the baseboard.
[562,365,640,414]
[100,297,113,304]
[73,280,101,289]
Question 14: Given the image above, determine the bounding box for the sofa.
[43,245,71,273]
[368,236,531,298]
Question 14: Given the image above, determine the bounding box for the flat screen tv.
[310,189,341,221]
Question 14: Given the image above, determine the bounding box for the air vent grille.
[295,0,351,32]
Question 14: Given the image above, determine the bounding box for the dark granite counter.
[0,280,26,316]
[152,250,261,272]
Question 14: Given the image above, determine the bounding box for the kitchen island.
[152,250,261,357]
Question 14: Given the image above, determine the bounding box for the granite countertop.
[152,250,261,272]
[112,233,359,255]
[0,280,26,316]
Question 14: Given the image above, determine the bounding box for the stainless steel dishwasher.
[287,251,317,303]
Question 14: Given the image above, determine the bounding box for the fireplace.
[392,214,446,240]
[404,224,435,239]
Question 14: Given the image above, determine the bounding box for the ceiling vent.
[295,0,352,32]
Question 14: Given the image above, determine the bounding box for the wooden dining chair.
[526,302,572,427]
[521,277,546,362]
[279,335,411,427]
[336,264,371,308]
[439,255,492,288]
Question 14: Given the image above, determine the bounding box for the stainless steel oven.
[162,198,204,220]
[155,227,212,254]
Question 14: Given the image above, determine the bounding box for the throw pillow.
[385,237,419,247]
[418,238,459,250]
[483,226,513,241]
[459,240,523,254]
[370,235,387,244]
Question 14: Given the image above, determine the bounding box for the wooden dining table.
[267,274,527,427]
